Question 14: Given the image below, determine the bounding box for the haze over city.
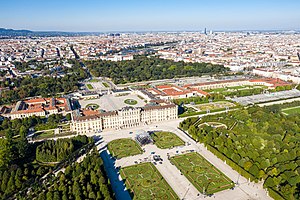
[1,1,300,200]
[1,0,300,32]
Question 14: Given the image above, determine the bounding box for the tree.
[6,176,15,194]
[46,191,53,200]
[16,138,29,160]
[53,191,60,200]
[65,113,72,121]
[0,139,12,168]
[88,191,96,199]
[188,125,197,140]
[19,125,27,138]
[38,192,46,200]
[15,176,22,189]
[264,177,276,188]
[249,164,260,178]
[1,171,9,192]
[90,170,97,185]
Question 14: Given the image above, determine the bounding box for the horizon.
[1,0,300,32]
[1,27,300,33]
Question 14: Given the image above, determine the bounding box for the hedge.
[206,145,256,182]
[267,188,285,200]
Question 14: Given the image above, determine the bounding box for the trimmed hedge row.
[206,145,256,182]
[267,188,285,200]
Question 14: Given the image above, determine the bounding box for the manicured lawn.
[124,99,138,105]
[102,82,110,88]
[89,79,100,82]
[282,106,300,115]
[205,85,266,97]
[120,162,179,200]
[107,138,143,159]
[194,101,236,111]
[179,101,236,118]
[35,131,54,139]
[151,131,185,149]
[170,152,234,195]
[85,103,100,110]
[86,84,93,89]
[33,131,77,141]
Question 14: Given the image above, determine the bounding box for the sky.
[1,0,300,32]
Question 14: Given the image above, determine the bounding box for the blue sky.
[1,0,300,32]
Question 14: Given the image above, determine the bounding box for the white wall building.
[71,103,178,135]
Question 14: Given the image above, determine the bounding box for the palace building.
[70,100,178,135]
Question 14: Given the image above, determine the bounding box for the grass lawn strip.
[170,152,234,195]
[102,82,110,87]
[151,131,185,149]
[107,138,143,159]
[86,84,93,89]
[282,106,300,115]
[89,79,100,82]
[120,162,179,200]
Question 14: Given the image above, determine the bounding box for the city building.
[253,68,300,84]
[147,85,208,100]
[184,78,291,90]
[1,97,72,119]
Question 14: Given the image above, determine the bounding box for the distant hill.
[0,28,102,37]
[0,28,33,36]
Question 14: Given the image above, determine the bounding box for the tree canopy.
[181,106,300,199]
[84,56,229,84]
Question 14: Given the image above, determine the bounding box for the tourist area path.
[101,119,272,200]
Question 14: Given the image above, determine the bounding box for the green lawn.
[170,152,234,195]
[85,103,100,110]
[89,79,100,82]
[205,85,266,97]
[107,138,143,159]
[86,84,93,89]
[124,99,138,105]
[282,106,300,115]
[194,101,236,111]
[151,132,185,149]
[102,82,110,88]
[33,131,77,141]
[120,162,179,200]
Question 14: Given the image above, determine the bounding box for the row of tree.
[173,93,225,105]
[0,114,70,137]
[27,149,113,200]
[36,135,89,163]
[0,162,51,199]
[0,61,87,105]
[84,56,229,84]
[0,125,50,199]
[1,133,114,199]
[182,106,300,199]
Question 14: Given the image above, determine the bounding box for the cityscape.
[0,0,299,200]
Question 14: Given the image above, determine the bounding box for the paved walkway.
[100,119,272,200]
[115,144,200,199]
[36,111,272,200]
